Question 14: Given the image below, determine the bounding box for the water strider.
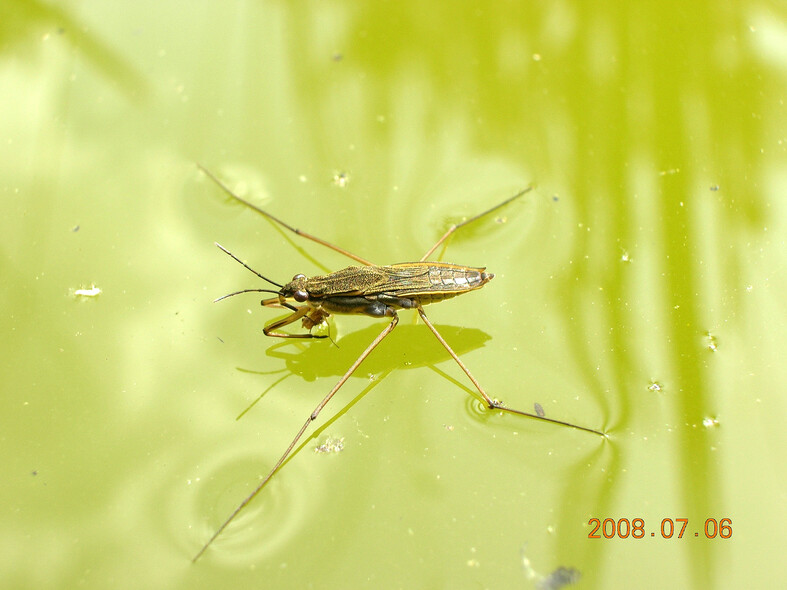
[193,166,606,561]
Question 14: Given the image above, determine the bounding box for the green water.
[2,2,785,589]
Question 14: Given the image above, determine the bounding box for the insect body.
[265,262,492,335]
[291,261,492,306]
[193,166,605,562]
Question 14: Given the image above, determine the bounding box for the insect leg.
[420,187,533,261]
[192,313,400,562]
[262,306,327,339]
[416,305,605,437]
[198,165,374,266]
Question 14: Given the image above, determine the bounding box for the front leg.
[263,306,328,339]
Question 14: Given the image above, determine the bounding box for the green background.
[2,1,785,589]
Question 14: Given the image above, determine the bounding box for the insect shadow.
[266,323,490,381]
[232,323,492,420]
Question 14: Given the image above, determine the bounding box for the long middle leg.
[416,305,605,437]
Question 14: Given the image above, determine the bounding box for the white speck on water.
[702,416,720,428]
[74,284,101,297]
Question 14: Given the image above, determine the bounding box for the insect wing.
[305,266,390,297]
[380,262,490,297]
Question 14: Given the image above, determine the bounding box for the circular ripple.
[180,443,310,565]
[463,394,493,422]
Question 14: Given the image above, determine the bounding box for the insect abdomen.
[391,262,493,305]
[426,264,492,290]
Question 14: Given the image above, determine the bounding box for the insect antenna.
[214,242,284,288]
[213,288,282,303]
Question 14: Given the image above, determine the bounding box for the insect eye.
[293,289,308,302]
[292,273,306,281]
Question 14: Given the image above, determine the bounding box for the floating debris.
[522,544,582,589]
[705,332,718,352]
[538,566,581,590]
[332,172,349,187]
[314,436,345,454]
